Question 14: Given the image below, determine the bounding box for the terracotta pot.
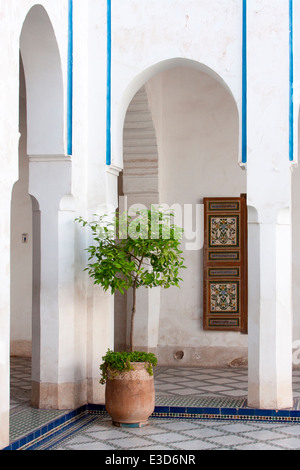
[105,362,155,427]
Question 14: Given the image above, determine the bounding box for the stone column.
[29,156,85,409]
[0,25,19,448]
[127,287,161,353]
[0,191,14,448]
[248,203,293,409]
[247,0,293,409]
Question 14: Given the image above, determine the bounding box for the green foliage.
[75,206,186,353]
[99,349,158,384]
[75,207,186,294]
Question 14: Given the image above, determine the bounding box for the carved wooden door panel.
[203,195,248,333]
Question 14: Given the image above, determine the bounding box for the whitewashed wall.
[110,0,244,170]
[150,67,247,365]
[3,0,300,448]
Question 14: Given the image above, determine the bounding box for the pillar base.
[0,410,9,450]
[87,377,105,405]
[248,383,293,410]
[31,380,87,410]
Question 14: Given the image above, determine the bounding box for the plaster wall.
[0,0,114,412]
[292,134,300,343]
[3,0,300,446]
[110,0,246,366]
[111,0,300,368]
[292,1,300,345]
[140,67,247,365]
[110,0,243,170]
[10,58,32,358]
[0,0,71,448]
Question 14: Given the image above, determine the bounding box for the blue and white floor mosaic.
[5,358,300,450]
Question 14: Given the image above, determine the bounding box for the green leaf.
[75,209,186,319]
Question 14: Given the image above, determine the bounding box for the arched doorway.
[19,5,64,157]
[10,4,67,411]
[9,54,34,412]
[115,64,247,366]
[10,55,32,360]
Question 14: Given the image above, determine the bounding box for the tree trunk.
[130,283,137,352]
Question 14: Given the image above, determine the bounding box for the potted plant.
[76,206,185,427]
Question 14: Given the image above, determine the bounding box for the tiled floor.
[41,413,300,451]
[155,366,250,398]
[7,357,300,450]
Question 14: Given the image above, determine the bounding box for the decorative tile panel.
[209,216,239,247]
[210,282,239,313]
[209,252,240,261]
[208,318,240,328]
[208,201,240,211]
[203,196,248,332]
[208,268,240,278]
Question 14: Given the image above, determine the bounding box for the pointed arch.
[20,5,64,156]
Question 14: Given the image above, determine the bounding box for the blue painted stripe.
[289,0,294,162]
[67,0,73,156]
[106,0,112,165]
[242,0,247,164]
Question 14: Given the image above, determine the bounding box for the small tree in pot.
[76,206,185,427]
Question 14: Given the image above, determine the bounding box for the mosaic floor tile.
[242,429,288,441]
[9,408,71,442]
[167,388,206,396]
[277,425,300,436]
[269,437,300,449]
[85,428,129,440]
[199,385,234,392]
[206,434,254,447]
[180,428,225,439]
[155,394,246,408]
[153,421,199,432]
[171,439,218,450]
[65,441,116,451]
[217,422,260,432]
[222,390,249,397]
[153,366,249,399]
[17,415,300,451]
[7,357,300,451]
[108,436,156,449]
[233,442,282,450]
[147,432,193,444]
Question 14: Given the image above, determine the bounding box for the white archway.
[112,58,241,171]
[12,4,73,410]
[115,63,247,363]
[10,55,33,359]
[20,4,65,156]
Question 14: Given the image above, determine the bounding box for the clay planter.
[105,362,155,428]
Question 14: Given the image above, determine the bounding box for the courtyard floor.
[5,357,300,451]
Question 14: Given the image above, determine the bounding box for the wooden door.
[203,195,248,333]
